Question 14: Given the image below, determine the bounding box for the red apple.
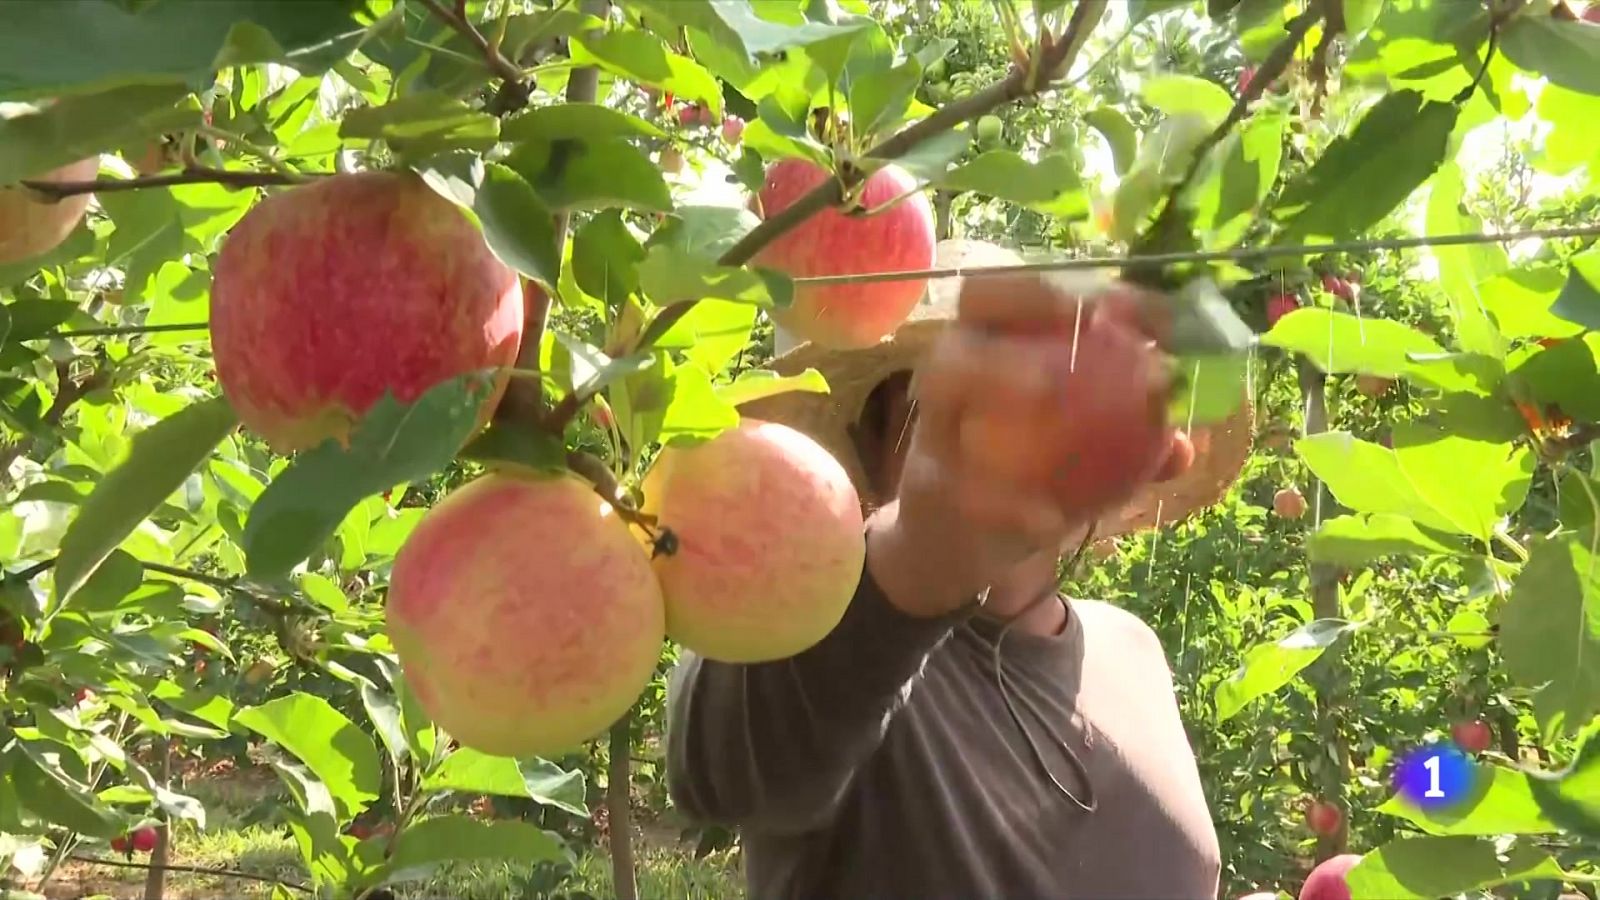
[750,157,936,349]
[73,687,94,705]
[1306,799,1343,837]
[1299,853,1363,900]
[210,170,524,454]
[1452,718,1493,753]
[721,115,746,146]
[1321,273,1357,303]
[0,156,101,265]
[1266,292,1300,328]
[110,834,131,854]
[130,826,158,853]
[1274,486,1307,520]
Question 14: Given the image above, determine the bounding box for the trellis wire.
[43,222,1600,339]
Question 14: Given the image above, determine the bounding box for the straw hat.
[738,238,1255,540]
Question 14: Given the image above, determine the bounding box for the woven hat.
[738,238,1255,539]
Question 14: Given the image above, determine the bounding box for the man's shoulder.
[1070,598,1167,658]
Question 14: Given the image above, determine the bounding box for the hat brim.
[739,319,1254,539]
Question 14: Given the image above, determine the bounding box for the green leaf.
[1499,533,1600,738]
[572,210,646,310]
[9,748,123,838]
[1308,514,1473,565]
[654,300,758,374]
[53,396,236,607]
[525,138,673,214]
[1190,109,1285,244]
[1482,262,1585,341]
[1295,431,1533,540]
[628,0,873,65]
[241,374,495,581]
[1272,90,1459,244]
[718,368,831,407]
[938,151,1086,218]
[1426,162,1506,358]
[359,680,407,766]
[572,29,723,114]
[649,205,761,258]
[638,246,792,308]
[1216,619,1358,721]
[1084,107,1137,176]
[422,750,588,817]
[1550,249,1600,331]
[234,693,381,820]
[471,163,560,290]
[849,59,922,137]
[381,817,564,882]
[1526,715,1600,837]
[1500,15,1600,97]
[1261,308,1446,378]
[1,300,78,343]
[660,364,740,446]
[1507,333,1600,422]
[1345,835,1569,900]
[1140,74,1236,127]
[500,103,665,143]
[889,129,973,185]
[1377,761,1558,836]
[339,92,500,157]
[0,0,366,101]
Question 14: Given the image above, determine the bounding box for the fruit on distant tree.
[1306,799,1343,836]
[73,687,94,705]
[721,115,745,145]
[1299,853,1363,900]
[1355,374,1392,398]
[639,419,866,663]
[111,834,130,854]
[1266,292,1300,328]
[0,157,100,265]
[1452,718,1493,753]
[976,114,1004,143]
[130,826,158,853]
[958,292,1184,523]
[1321,273,1357,303]
[209,170,524,453]
[387,471,666,757]
[749,157,936,349]
[659,146,685,174]
[1274,486,1307,519]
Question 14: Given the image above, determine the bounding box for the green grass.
[35,768,742,900]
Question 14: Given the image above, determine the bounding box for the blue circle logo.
[1392,740,1477,810]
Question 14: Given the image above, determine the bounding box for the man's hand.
[867,272,1193,618]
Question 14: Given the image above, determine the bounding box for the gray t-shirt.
[665,565,1222,899]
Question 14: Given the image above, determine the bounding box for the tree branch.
[545,1,1109,432]
[1124,5,1324,284]
[418,0,531,114]
[20,166,315,201]
[66,855,310,894]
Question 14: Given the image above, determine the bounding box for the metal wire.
[788,224,1600,287]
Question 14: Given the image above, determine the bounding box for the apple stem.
[20,166,316,201]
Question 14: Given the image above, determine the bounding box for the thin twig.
[1126,5,1324,280]
[4,558,57,584]
[50,323,211,338]
[418,0,530,114]
[20,167,316,201]
[66,855,311,894]
[585,0,1108,428]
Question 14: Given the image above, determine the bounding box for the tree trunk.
[142,740,172,900]
[607,713,638,900]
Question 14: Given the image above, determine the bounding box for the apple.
[1355,374,1392,398]
[209,170,524,454]
[1299,853,1363,900]
[1306,799,1342,837]
[1266,292,1300,328]
[749,157,936,350]
[640,419,866,663]
[110,834,131,854]
[1321,273,1358,303]
[976,114,1004,143]
[1274,486,1307,520]
[660,146,686,174]
[721,115,745,146]
[130,826,158,853]
[1452,718,1493,753]
[0,156,101,265]
[387,471,666,758]
[1583,3,1600,23]
[73,687,94,705]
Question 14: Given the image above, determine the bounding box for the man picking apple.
[665,240,1253,899]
